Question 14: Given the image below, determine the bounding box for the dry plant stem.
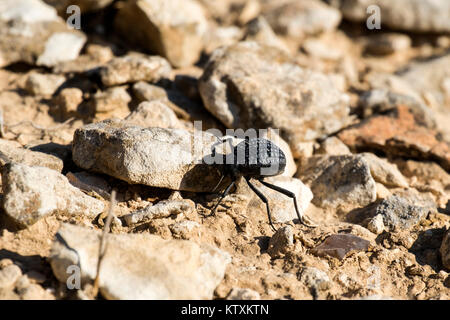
[0,109,5,138]
[92,189,117,298]
[5,117,75,135]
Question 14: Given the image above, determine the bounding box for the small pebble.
[267,225,294,258]
[367,214,385,235]
[310,234,370,260]
[0,264,22,290]
[299,267,331,291]
[227,288,260,300]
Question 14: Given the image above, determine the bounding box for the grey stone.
[336,0,450,33]
[0,264,22,290]
[237,0,261,25]
[99,53,171,87]
[2,163,104,227]
[267,225,294,258]
[302,37,344,61]
[0,0,86,67]
[315,137,351,156]
[43,0,114,14]
[249,176,313,224]
[169,220,201,239]
[0,139,63,172]
[36,32,86,67]
[124,101,183,129]
[300,155,377,212]
[364,33,411,55]
[244,16,289,53]
[132,81,196,121]
[132,81,168,101]
[263,0,342,37]
[359,295,393,300]
[358,89,437,129]
[132,81,223,131]
[204,25,243,54]
[25,73,66,96]
[359,153,409,188]
[15,275,30,291]
[299,267,331,291]
[196,0,231,22]
[54,88,84,116]
[51,43,113,74]
[395,54,450,141]
[365,73,423,105]
[114,0,207,67]
[91,86,131,113]
[227,288,260,300]
[0,0,57,23]
[18,283,53,300]
[394,188,437,210]
[399,160,450,188]
[310,234,370,260]
[199,41,352,147]
[49,223,231,299]
[72,120,221,192]
[361,195,430,231]
[0,259,13,269]
[366,214,385,234]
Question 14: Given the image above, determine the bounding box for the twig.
[92,189,117,298]
[4,117,75,135]
[0,109,5,138]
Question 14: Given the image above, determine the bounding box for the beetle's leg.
[258,179,317,228]
[245,177,277,232]
[211,137,233,150]
[210,178,236,216]
[221,137,235,156]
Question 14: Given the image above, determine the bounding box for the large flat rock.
[49,223,231,299]
[2,163,104,227]
[72,120,221,192]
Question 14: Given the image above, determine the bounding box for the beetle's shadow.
[438,200,450,215]
[179,139,235,194]
[255,236,270,253]
[178,152,228,193]
[407,227,447,272]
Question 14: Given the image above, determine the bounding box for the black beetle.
[207,136,315,231]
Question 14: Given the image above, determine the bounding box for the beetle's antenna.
[212,174,225,193]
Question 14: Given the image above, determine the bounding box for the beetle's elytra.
[208,136,315,231]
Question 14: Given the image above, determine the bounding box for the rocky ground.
[0,0,449,300]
